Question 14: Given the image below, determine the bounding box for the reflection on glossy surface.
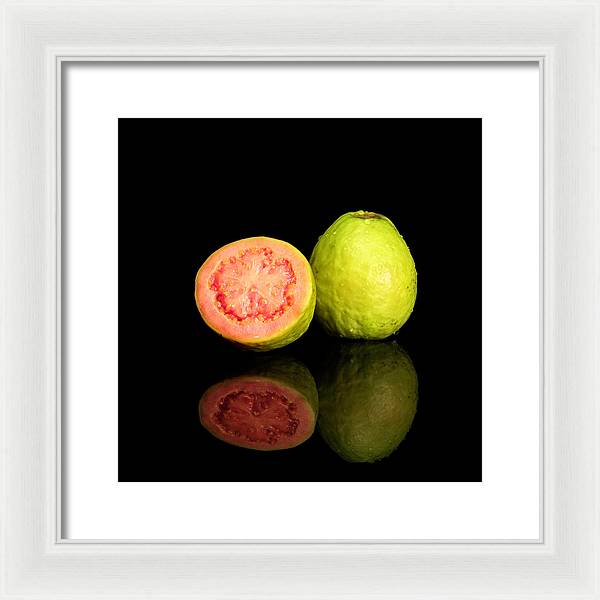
[317,342,418,463]
[199,356,318,451]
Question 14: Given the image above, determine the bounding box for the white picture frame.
[1,1,598,598]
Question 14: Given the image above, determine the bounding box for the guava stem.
[353,211,383,220]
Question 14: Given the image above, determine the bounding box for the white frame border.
[59,59,543,544]
[1,1,598,598]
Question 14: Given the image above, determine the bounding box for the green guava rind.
[310,211,417,340]
[195,237,317,352]
[199,357,318,450]
[317,342,418,463]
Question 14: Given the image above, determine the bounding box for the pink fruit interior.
[208,247,296,322]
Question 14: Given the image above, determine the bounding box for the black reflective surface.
[118,117,482,482]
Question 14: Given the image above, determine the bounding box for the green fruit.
[199,356,318,451]
[317,342,418,463]
[310,211,417,339]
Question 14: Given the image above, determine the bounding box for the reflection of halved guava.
[310,211,417,339]
[318,342,417,463]
[195,237,316,351]
[199,357,318,451]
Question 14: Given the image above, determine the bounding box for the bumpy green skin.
[310,211,417,339]
[242,356,319,417]
[317,342,418,463]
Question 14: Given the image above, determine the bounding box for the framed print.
[62,62,538,542]
[1,1,599,599]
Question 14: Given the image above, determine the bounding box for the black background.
[118,118,482,482]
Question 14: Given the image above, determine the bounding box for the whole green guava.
[317,341,418,463]
[310,211,417,339]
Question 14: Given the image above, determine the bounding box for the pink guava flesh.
[209,247,296,322]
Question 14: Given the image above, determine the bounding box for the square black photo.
[118,118,482,482]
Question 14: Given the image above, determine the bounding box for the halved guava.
[199,357,318,451]
[195,237,316,351]
[317,341,418,463]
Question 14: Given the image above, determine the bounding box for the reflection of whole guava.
[199,356,318,451]
[317,342,418,463]
[310,211,417,339]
